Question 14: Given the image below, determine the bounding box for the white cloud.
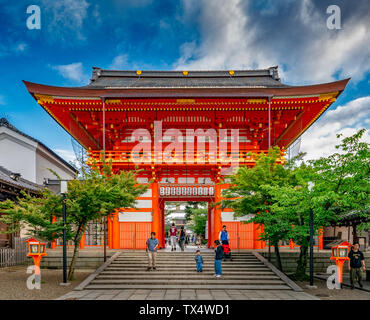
[54,148,77,163]
[0,95,5,105]
[300,97,370,160]
[15,42,27,53]
[175,0,370,83]
[41,0,90,42]
[109,54,129,69]
[52,62,88,84]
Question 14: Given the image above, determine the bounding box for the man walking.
[146,232,159,271]
[348,242,366,289]
[169,223,177,251]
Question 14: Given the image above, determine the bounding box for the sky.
[0,0,369,163]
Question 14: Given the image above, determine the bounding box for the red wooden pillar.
[253,223,266,249]
[208,206,213,248]
[51,216,57,249]
[108,214,113,249]
[213,184,222,248]
[318,227,324,250]
[112,211,120,249]
[152,181,160,245]
[80,233,85,249]
[158,202,165,248]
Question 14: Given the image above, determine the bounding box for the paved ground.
[57,278,370,300]
[56,249,318,300]
[0,265,91,300]
[57,288,318,300]
[315,273,370,292]
[298,278,370,300]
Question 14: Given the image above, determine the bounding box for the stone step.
[115,255,255,258]
[108,266,266,270]
[117,253,254,255]
[96,274,280,280]
[105,267,269,272]
[100,270,275,275]
[110,262,264,266]
[85,284,291,290]
[90,279,286,285]
[114,258,256,262]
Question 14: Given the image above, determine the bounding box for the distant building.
[0,165,41,247]
[0,118,77,246]
[0,118,77,185]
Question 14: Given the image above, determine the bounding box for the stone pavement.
[57,288,318,300]
[57,248,319,300]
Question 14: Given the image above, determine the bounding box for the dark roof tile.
[85,66,290,89]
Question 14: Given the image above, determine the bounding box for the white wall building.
[0,118,77,186]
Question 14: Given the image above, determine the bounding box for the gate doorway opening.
[164,201,209,250]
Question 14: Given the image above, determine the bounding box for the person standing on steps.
[146,232,159,271]
[348,242,366,289]
[178,226,186,251]
[218,225,230,245]
[214,240,224,278]
[196,234,202,248]
[169,223,178,251]
[194,250,203,272]
[219,225,232,261]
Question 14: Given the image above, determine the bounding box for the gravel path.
[0,265,91,300]
[297,279,370,300]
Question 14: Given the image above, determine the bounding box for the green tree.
[185,202,203,222]
[0,155,146,280]
[223,146,296,271]
[189,208,208,238]
[254,129,369,280]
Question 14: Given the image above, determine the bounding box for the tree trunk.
[68,224,85,281]
[295,244,309,281]
[273,241,283,271]
[352,224,358,243]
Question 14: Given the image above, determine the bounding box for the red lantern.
[330,241,351,285]
[25,238,47,276]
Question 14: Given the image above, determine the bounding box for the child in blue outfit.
[194,250,203,272]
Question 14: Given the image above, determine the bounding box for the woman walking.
[196,234,202,248]
[178,226,186,251]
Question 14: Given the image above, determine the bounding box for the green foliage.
[0,189,68,241]
[223,146,296,247]
[185,201,204,222]
[0,154,147,280]
[189,208,208,237]
[223,129,369,278]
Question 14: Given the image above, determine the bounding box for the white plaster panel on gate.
[221,212,254,222]
[221,211,235,222]
[178,177,195,183]
[118,212,153,222]
[135,199,153,208]
[139,189,152,197]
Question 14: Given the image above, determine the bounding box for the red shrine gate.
[24,67,349,249]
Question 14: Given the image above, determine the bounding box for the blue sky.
[0,0,369,162]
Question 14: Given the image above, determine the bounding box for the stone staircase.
[84,251,294,290]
